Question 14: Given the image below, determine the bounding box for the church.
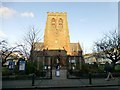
[33,12,84,67]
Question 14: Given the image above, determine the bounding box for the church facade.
[33,12,84,67]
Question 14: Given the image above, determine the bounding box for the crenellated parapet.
[47,12,67,16]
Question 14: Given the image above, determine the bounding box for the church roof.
[34,42,44,51]
[70,43,82,52]
[34,42,82,56]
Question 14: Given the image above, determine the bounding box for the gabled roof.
[70,42,82,51]
[34,42,44,51]
[34,42,83,56]
[70,42,82,56]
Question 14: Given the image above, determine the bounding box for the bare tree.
[94,30,120,66]
[23,26,43,61]
[15,43,30,60]
[0,40,22,65]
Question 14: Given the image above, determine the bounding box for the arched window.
[51,18,56,29]
[58,18,63,29]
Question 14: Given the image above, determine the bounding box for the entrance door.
[52,56,67,80]
[52,56,60,69]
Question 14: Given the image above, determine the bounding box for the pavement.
[2,70,120,89]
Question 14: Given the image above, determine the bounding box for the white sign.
[71,59,76,63]
[8,61,15,70]
[19,61,26,71]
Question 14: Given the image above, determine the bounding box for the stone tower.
[44,12,71,55]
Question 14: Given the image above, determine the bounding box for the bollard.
[89,72,92,85]
[32,73,35,86]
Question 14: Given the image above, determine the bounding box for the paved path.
[2,78,120,89]
[52,69,67,80]
[2,70,120,89]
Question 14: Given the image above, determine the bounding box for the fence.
[66,56,84,79]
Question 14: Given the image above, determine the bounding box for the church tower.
[44,12,71,55]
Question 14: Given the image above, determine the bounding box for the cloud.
[21,12,34,18]
[0,6,35,19]
[0,6,16,19]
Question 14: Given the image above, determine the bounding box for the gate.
[36,56,52,79]
[36,55,83,79]
[51,56,67,79]
[67,56,83,79]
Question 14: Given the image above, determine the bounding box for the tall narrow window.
[58,18,63,29]
[51,18,56,29]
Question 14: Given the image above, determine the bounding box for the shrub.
[80,63,105,73]
[2,67,9,76]
[25,61,44,75]
[13,65,19,74]
[115,65,120,71]
[80,63,89,73]
[25,61,36,74]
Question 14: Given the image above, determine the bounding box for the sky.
[0,2,118,54]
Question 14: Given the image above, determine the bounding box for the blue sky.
[0,2,118,54]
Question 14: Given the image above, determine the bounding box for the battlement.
[47,12,67,16]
